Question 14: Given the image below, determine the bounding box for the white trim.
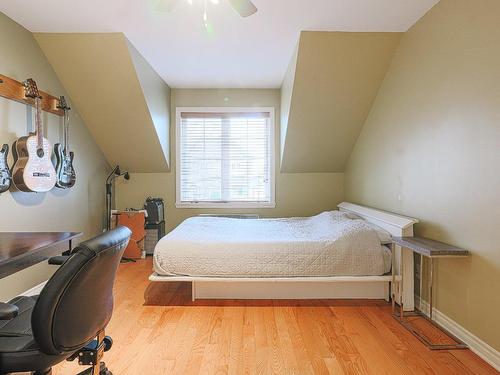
[338,202,419,230]
[175,107,276,209]
[417,298,500,372]
[149,274,396,283]
[21,281,47,297]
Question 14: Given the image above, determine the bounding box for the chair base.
[28,362,111,375]
[76,361,112,375]
[65,331,113,375]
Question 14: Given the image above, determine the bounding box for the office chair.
[0,226,131,375]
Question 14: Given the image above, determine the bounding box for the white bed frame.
[149,202,418,310]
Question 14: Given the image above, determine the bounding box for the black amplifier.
[144,197,164,224]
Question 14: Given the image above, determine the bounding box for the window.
[176,107,275,208]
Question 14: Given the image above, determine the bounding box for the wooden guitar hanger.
[0,74,64,117]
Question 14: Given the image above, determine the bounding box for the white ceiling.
[0,0,439,88]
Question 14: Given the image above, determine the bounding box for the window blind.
[179,111,272,204]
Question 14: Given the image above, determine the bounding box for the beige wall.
[127,40,171,168]
[345,0,500,351]
[116,88,344,231]
[280,31,401,173]
[280,43,298,162]
[0,13,109,301]
[35,33,170,173]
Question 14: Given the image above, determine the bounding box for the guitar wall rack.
[0,74,64,117]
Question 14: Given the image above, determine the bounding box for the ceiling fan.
[156,0,258,18]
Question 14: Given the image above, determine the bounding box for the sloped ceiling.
[35,33,170,173]
[1,0,439,88]
[280,31,401,173]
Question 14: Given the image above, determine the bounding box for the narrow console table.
[391,236,470,350]
[0,232,82,279]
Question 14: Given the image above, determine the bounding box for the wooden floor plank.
[359,305,437,375]
[52,259,498,375]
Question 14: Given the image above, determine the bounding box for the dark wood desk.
[0,232,82,279]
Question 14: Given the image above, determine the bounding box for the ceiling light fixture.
[203,0,209,29]
[157,0,258,22]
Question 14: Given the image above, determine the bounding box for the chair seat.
[0,295,37,352]
[0,295,68,373]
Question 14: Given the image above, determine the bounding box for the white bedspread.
[153,211,391,277]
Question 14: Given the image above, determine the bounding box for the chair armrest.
[0,302,19,320]
[48,255,70,265]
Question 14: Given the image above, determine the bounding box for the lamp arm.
[106,171,115,184]
[109,172,129,182]
[106,165,120,184]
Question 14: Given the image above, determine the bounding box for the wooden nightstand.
[391,236,470,350]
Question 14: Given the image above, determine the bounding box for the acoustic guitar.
[0,144,12,193]
[12,78,57,193]
[54,96,76,188]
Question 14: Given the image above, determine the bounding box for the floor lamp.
[105,165,130,231]
[105,166,134,262]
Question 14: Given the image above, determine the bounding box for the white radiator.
[198,214,260,219]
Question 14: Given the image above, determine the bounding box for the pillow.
[341,211,392,244]
[365,222,392,244]
[343,212,361,220]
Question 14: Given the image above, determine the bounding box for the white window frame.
[175,107,276,209]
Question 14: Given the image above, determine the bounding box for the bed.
[149,202,418,309]
[154,211,392,278]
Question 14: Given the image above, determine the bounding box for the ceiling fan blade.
[227,0,258,17]
[155,0,181,12]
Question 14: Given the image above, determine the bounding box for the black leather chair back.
[31,226,131,355]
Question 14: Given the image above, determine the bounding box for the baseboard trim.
[416,297,500,371]
[22,281,47,297]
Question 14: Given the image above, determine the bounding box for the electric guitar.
[54,96,76,188]
[0,144,12,193]
[12,78,57,193]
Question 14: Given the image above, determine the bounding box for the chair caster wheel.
[103,336,113,351]
[99,362,112,375]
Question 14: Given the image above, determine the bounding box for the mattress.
[153,211,392,278]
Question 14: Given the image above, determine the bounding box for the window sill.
[175,202,276,209]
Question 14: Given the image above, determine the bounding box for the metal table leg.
[391,242,396,314]
[399,245,404,319]
[429,257,433,320]
[393,253,468,350]
[419,253,423,312]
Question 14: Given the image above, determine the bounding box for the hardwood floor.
[54,259,497,375]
